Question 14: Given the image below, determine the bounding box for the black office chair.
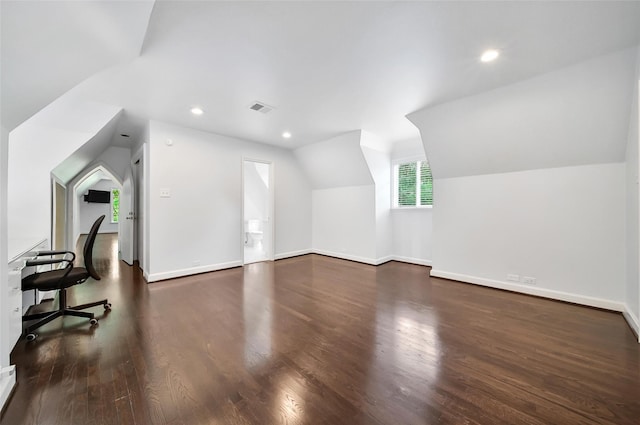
[22,215,111,341]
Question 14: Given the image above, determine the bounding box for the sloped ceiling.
[408,48,638,178]
[75,167,120,197]
[294,131,373,189]
[51,110,122,185]
[56,1,640,149]
[0,0,154,132]
[3,1,640,153]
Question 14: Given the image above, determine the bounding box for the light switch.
[160,188,171,198]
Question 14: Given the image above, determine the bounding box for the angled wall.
[361,145,392,261]
[294,131,379,263]
[408,48,636,312]
[294,131,373,189]
[0,0,154,132]
[8,100,122,244]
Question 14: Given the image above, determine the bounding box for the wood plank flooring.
[2,234,639,425]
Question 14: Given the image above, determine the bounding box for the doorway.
[69,165,122,251]
[243,159,274,264]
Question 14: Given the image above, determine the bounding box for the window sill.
[391,206,433,211]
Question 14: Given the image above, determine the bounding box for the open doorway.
[69,165,122,251]
[243,159,274,264]
[77,179,121,241]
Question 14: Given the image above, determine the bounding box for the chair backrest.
[83,215,105,280]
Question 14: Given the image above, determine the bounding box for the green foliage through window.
[111,188,120,223]
[420,161,433,205]
[398,162,417,206]
[396,160,432,207]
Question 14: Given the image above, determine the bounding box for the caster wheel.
[26,333,37,342]
[90,318,98,326]
[104,303,112,311]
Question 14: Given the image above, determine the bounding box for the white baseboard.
[274,249,312,260]
[376,255,395,265]
[311,249,380,265]
[309,251,432,266]
[142,252,425,283]
[391,255,432,267]
[623,305,640,342]
[430,269,625,312]
[147,260,242,282]
[0,365,16,413]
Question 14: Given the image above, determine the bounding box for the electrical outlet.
[522,276,536,285]
[160,188,171,198]
[507,274,520,282]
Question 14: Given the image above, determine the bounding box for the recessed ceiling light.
[282,131,292,139]
[191,107,204,115]
[480,49,500,63]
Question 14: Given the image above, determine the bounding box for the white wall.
[147,121,312,281]
[0,124,9,367]
[312,185,377,262]
[361,145,392,260]
[432,163,626,310]
[390,138,433,265]
[624,48,640,339]
[392,209,432,265]
[78,179,119,234]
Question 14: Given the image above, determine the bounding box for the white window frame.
[392,156,433,209]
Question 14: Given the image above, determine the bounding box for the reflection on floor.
[244,241,268,264]
[4,233,640,425]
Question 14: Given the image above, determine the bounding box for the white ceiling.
[3,1,640,149]
[0,0,154,132]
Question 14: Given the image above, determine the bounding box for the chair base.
[22,288,110,338]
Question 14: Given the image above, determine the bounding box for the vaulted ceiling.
[0,0,154,132]
[3,1,640,149]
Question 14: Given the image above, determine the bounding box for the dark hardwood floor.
[2,234,639,425]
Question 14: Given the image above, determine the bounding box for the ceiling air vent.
[249,101,275,114]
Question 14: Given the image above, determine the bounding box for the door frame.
[241,158,275,265]
[131,143,148,274]
[68,163,122,250]
[51,177,66,251]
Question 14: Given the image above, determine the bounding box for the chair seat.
[22,267,90,292]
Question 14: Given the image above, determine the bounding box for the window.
[111,188,120,223]
[393,159,432,208]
